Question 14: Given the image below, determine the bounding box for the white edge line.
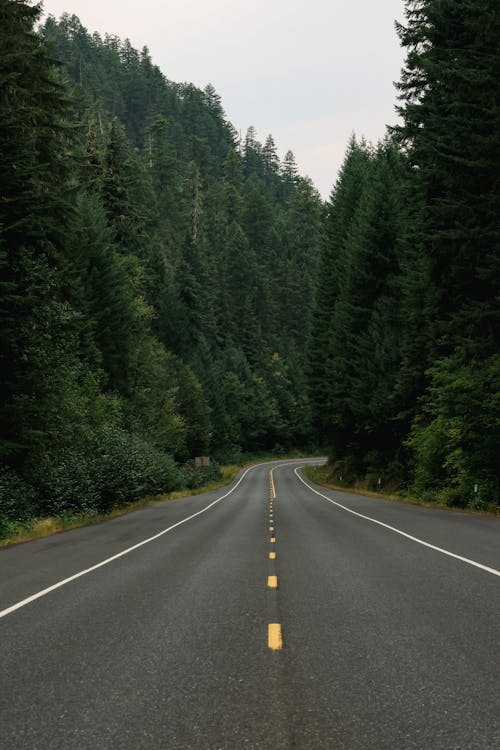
[0,459,320,620]
[294,467,500,579]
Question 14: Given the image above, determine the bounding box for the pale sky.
[41,0,406,199]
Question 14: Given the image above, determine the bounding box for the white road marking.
[0,459,320,620]
[295,468,500,579]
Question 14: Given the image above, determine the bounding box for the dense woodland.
[0,0,498,536]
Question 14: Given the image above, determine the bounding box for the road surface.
[1,459,499,749]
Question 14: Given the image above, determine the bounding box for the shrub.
[25,425,183,516]
[28,441,100,516]
[181,461,222,489]
[92,426,182,511]
[0,468,37,538]
[435,486,468,508]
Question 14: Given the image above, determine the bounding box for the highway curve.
[1,459,499,749]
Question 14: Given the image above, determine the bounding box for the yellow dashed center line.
[268,623,283,650]
[267,470,282,650]
[269,469,276,500]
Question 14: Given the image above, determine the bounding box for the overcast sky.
[41,0,406,199]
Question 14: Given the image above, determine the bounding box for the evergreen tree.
[0,0,77,466]
[280,149,299,201]
[283,177,322,339]
[102,118,143,251]
[243,126,264,178]
[308,138,370,443]
[263,134,280,177]
[394,0,500,499]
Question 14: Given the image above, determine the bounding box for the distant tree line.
[0,0,497,537]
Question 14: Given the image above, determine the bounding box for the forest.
[0,0,498,537]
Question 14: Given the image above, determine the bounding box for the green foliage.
[310,0,500,505]
[2,4,325,532]
[92,426,182,510]
[181,462,222,490]
[0,468,37,537]
[28,424,182,516]
[5,0,495,528]
[407,353,500,504]
[0,0,76,465]
[393,0,500,502]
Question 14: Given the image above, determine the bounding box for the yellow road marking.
[269,551,276,560]
[270,537,276,543]
[269,469,276,500]
[268,623,283,650]
[268,575,278,589]
[269,526,274,531]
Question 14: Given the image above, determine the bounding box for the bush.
[0,467,37,537]
[435,486,468,508]
[139,441,183,498]
[26,425,183,516]
[212,445,244,465]
[29,442,100,516]
[181,461,222,489]
[90,426,183,511]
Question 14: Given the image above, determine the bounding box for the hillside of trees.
[0,0,498,537]
[0,2,323,536]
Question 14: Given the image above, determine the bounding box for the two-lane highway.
[1,460,499,749]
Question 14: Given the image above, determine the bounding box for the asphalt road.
[1,459,499,749]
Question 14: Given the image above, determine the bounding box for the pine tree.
[394,0,500,499]
[308,138,371,445]
[67,191,145,393]
[281,149,299,201]
[0,0,78,466]
[101,118,142,251]
[341,143,408,471]
[395,0,499,348]
[283,177,322,340]
[263,134,280,176]
[243,126,264,178]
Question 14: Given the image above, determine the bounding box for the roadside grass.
[303,465,500,517]
[0,454,313,548]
